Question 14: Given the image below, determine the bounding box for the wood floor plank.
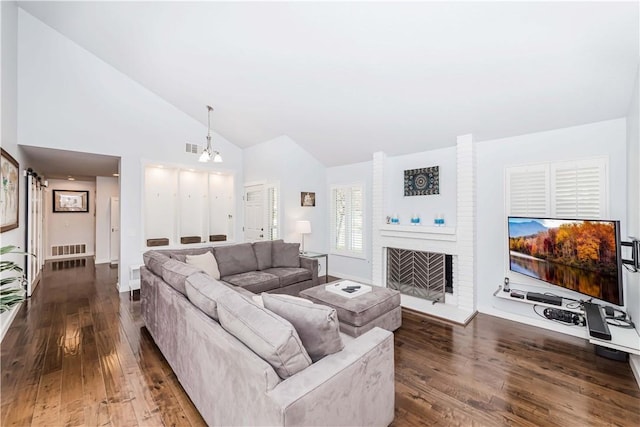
[30,370,62,426]
[2,258,639,426]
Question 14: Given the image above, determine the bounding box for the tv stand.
[493,286,640,356]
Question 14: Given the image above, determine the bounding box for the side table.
[300,251,328,283]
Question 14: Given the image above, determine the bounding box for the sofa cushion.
[222,271,280,294]
[169,247,214,263]
[185,272,237,321]
[186,251,221,279]
[214,243,259,277]
[262,293,344,362]
[161,259,202,295]
[253,240,283,270]
[143,251,171,277]
[272,241,300,268]
[263,268,312,287]
[216,289,312,379]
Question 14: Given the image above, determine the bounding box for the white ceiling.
[21,146,120,182]
[18,1,640,166]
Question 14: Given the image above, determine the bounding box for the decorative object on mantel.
[180,236,202,244]
[390,213,400,224]
[0,148,19,232]
[404,166,439,196]
[410,214,421,225]
[434,214,445,226]
[209,234,227,242]
[147,238,169,247]
[197,105,223,163]
[301,192,316,207]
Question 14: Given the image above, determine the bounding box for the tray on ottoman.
[300,281,402,337]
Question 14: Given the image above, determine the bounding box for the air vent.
[51,244,86,257]
[185,143,199,154]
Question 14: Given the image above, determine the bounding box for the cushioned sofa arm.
[299,257,319,282]
[267,327,395,427]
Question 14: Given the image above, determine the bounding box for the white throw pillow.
[186,251,221,280]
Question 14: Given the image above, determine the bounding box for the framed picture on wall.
[301,192,316,207]
[53,190,89,213]
[1,148,20,232]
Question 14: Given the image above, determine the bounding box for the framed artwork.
[301,192,316,207]
[404,166,440,196]
[1,148,19,232]
[53,190,89,213]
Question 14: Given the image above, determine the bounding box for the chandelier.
[199,105,222,163]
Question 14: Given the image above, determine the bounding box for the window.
[506,157,608,218]
[330,184,364,256]
[266,185,279,240]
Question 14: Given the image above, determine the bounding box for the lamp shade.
[296,220,311,234]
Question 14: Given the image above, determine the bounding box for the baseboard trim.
[328,271,372,285]
[630,354,640,389]
[0,302,22,343]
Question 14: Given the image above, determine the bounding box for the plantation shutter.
[266,186,279,240]
[506,157,607,219]
[551,160,606,219]
[506,165,549,216]
[330,184,364,256]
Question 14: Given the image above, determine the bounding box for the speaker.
[503,277,510,292]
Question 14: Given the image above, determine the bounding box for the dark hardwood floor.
[1,259,639,426]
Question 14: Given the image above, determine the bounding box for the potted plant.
[0,245,27,313]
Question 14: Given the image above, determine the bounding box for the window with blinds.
[506,157,608,219]
[330,184,364,257]
[266,185,279,240]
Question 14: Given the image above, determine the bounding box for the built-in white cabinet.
[144,165,235,247]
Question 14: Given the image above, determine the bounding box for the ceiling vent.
[185,143,199,154]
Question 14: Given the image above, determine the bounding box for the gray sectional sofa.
[141,240,396,426]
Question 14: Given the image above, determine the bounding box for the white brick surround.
[372,136,477,324]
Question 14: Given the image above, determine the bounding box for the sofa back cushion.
[262,293,344,362]
[272,241,300,268]
[185,273,237,321]
[253,239,283,270]
[216,289,312,379]
[143,251,171,277]
[214,243,259,277]
[167,247,214,263]
[161,259,202,295]
[186,251,221,279]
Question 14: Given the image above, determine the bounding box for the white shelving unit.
[494,286,640,355]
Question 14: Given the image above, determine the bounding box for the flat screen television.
[508,217,623,306]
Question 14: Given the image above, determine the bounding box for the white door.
[244,185,264,241]
[110,196,120,265]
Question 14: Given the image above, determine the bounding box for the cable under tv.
[526,292,562,306]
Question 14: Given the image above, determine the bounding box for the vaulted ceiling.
[18,1,640,166]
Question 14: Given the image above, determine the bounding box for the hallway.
[1,258,205,426]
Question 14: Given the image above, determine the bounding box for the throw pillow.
[262,293,344,362]
[217,290,312,379]
[186,251,220,280]
[272,241,300,268]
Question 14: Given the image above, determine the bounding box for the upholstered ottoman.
[299,282,402,337]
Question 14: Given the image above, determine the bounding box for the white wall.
[1,1,24,261]
[327,161,373,282]
[17,10,244,291]
[476,119,628,333]
[45,179,96,257]
[626,67,640,383]
[384,147,457,227]
[244,135,326,252]
[95,176,119,264]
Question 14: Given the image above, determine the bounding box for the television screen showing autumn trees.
[508,218,622,305]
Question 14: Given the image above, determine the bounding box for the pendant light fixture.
[199,105,223,163]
